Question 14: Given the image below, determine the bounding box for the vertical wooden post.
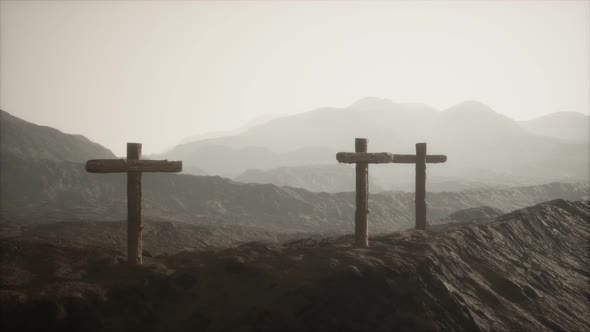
[127,143,143,265]
[415,142,427,230]
[355,138,369,247]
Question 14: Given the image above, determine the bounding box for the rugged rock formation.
[430,206,504,231]
[1,199,588,331]
[0,219,298,256]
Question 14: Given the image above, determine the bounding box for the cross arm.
[336,152,447,164]
[86,159,183,173]
[393,154,447,164]
[336,152,393,164]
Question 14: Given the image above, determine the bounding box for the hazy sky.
[1,1,588,156]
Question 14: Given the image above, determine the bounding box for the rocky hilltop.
[1,199,588,331]
[0,219,300,256]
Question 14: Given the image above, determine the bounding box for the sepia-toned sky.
[1,0,588,156]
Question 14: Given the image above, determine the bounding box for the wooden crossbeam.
[86,159,182,173]
[336,152,446,164]
[85,143,182,266]
[393,154,447,164]
[336,152,392,164]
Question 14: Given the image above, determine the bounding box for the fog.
[1,0,588,155]
[2,2,590,330]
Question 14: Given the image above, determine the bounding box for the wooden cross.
[336,138,389,247]
[86,143,182,265]
[336,139,446,247]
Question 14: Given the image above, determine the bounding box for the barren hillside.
[1,199,588,331]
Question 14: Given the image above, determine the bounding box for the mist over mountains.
[235,164,385,193]
[1,101,589,332]
[5,147,587,234]
[2,0,589,329]
[520,111,590,141]
[1,106,588,234]
[153,98,589,192]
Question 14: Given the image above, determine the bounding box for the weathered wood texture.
[336,153,446,164]
[127,143,143,266]
[85,142,183,266]
[393,154,447,164]
[355,138,369,248]
[415,143,427,230]
[86,159,182,173]
[337,152,392,164]
[336,139,447,235]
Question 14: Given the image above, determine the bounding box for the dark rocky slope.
[0,219,304,256]
[1,199,588,331]
[430,206,505,231]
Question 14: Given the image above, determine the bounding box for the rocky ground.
[0,219,314,256]
[1,199,589,331]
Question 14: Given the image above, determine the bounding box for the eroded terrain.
[1,199,588,331]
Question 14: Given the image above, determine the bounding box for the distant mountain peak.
[442,100,517,123]
[437,100,526,135]
[444,100,495,114]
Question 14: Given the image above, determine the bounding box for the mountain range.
[0,108,587,235]
[152,98,589,192]
[520,111,590,141]
[4,146,587,234]
[1,103,589,331]
[235,164,386,193]
[0,110,114,162]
